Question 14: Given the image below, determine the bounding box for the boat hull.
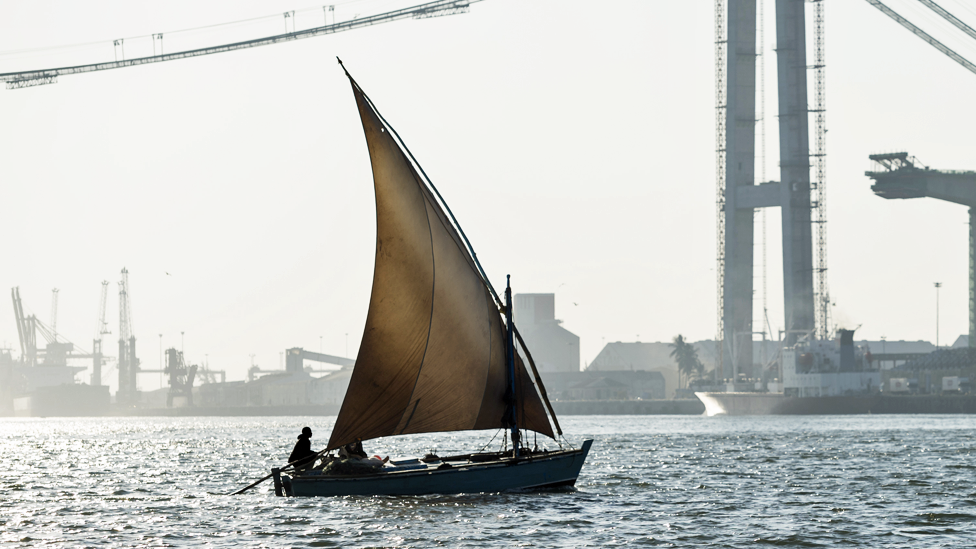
[696,392,788,416]
[280,439,593,497]
[696,392,976,416]
[11,384,110,417]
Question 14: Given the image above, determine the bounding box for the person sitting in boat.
[339,440,368,460]
[289,427,318,474]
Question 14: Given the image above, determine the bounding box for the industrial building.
[137,348,354,412]
[546,370,665,401]
[510,295,673,401]
[513,293,579,373]
[598,341,716,397]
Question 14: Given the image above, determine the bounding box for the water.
[1,415,974,547]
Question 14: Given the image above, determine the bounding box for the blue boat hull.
[278,439,593,497]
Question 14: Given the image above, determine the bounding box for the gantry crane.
[0,0,481,89]
[164,348,197,407]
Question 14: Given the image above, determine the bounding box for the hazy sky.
[1,0,975,392]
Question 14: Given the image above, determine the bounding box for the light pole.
[934,282,942,350]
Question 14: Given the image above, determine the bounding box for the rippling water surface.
[2,414,975,547]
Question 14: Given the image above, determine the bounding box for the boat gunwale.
[288,444,590,483]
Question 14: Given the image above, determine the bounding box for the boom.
[11,288,36,367]
[865,0,976,76]
[50,288,59,340]
[918,0,976,43]
[95,281,110,341]
[0,0,480,89]
[92,280,110,386]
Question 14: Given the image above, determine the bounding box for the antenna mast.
[96,281,110,339]
[118,269,138,403]
[92,280,110,386]
[812,0,829,339]
[714,0,728,374]
[758,0,767,363]
[50,288,59,341]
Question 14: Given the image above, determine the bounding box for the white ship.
[696,329,880,416]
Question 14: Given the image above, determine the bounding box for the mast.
[505,275,520,456]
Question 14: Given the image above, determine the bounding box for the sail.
[326,75,554,450]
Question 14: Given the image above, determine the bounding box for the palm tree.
[670,335,704,389]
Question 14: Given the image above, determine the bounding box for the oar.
[230,450,328,495]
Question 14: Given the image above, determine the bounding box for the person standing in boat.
[289,427,318,474]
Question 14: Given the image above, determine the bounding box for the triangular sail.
[326,72,554,451]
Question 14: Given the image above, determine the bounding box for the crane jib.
[0,0,482,89]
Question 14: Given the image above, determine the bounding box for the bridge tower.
[717,0,818,378]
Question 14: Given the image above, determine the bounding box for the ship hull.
[696,392,976,416]
[279,439,592,497]
[11,384,110,417]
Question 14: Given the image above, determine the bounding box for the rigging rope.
[478,428,503,453]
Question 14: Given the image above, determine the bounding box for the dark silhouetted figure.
[289,426,317,474]
[339,440,368,459]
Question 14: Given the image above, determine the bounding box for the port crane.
[10,287,96,392]
[0,0,481,89]
[860,1,976,347]
[9,281,134,392]
[11,288,37,368]
[163,348,197,407]
[12,287,88,366]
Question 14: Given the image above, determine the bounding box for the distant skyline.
[1,0,975,393]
